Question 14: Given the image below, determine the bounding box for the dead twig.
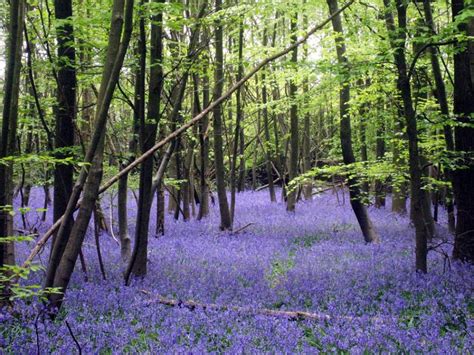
[231,222,254,235]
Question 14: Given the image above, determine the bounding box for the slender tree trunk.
[391,115,407,214]
[230,18,245,222]
[117,39,140,265]
[358,86,369,194]
[374,119,386,208]
[451,0,474,263]
[118,170,131,262]
[197,51,211,219]
[302,89,312,200]
[0,0,24,295]
[261,29,276,202]
[261,69,276,201]
[302,9,312,201]
[286,13,299,212]
[383,0,430,272]
[327,0,379,243]
[156,183,165,235]
[182,124,197,221]
[213,0,232,230]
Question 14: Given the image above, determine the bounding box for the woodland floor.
[1,188,473,353]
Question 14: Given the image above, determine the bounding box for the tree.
[451,0,474,263]
[326,0,379,243]
[129,0,163,278]
[51,0,77,272]
[0,0,24,299]
[213,0,232,230]
[383,0,432,272]
[286,10,299,212]
[261,30,276,203]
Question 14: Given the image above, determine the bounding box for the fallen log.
[140,290,332,321]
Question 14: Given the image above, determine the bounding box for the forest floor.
[1,188,473,353]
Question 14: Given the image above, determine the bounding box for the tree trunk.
[230,18,245,222]
[383,0,430,272]
[374,119,386,208]
[261,31,276,202]
[213,0,232,230]
[302,9,312,201]
[197,49,211,219]
[129,0,163,278]
[391,115,407,214]
[0,0,24,301]
[421,0,455,232]
[286,13,299,212]
[451,0,474,263]
[327,0,379,243]
[118,169,131,263]
[358,86,369,194]
[52,0,76,262]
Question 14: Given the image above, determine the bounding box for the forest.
[0,0,473,352]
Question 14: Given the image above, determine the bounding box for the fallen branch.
[311,182,344,196]
[140,290,332,321]
[256,179,281,192]
[21,1,355,269]
[231,222,254,234]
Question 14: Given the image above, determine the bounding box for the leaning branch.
[407,40,456,82]
[21,1,355,268]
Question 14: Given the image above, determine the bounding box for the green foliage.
[0,237,60,302]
